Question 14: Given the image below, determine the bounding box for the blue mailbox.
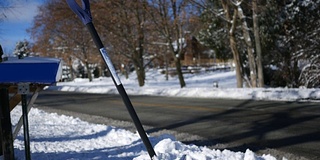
[0,56,62,159]
[0,57,62,84]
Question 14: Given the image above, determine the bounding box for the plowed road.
[34,90,320,159]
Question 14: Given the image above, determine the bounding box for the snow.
[10,108,277,160]
[50,69,320,102]
[9,69,318,160]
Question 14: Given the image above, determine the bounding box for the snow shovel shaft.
[66,0,156,158]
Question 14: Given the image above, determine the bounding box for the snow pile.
[11,107,277,160]
[137,139,276,160]
[50,69,320,101]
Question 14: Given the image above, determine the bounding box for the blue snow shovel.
[66,0,156,159]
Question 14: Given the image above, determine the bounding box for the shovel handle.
[66,1,157,158]
[66,0,92,25]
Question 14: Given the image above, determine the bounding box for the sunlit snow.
[9,69,317,159]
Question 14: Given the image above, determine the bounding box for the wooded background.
[3,0,320,88]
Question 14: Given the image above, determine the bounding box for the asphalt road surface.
[34,90,320,160]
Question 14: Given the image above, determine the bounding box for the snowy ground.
[10,69,319,160]
[51,69,320,102]
[11,107,277,160]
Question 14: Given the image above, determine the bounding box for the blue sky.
[0,0,44,54]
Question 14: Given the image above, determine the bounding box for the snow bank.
[10,107,277,160]
[50,70,320,102]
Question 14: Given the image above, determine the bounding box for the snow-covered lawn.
[51,69,320,101]
[11,69,319,159]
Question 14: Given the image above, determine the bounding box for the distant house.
[151,36,227,68]
[181,36,216,66]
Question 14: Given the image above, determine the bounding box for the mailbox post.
[0,88,15,159]
[19,83,31,160]
[0,57,62,159]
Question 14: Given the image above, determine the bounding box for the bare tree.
[146,0,194,88]
[0,1,9,22]
[95,0,154,86]
[28,0,99,81]
[0,1,13,40]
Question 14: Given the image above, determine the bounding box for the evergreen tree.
[0,44,3,62]
[260,0,319,88]
[13,40,31,58]
[288,0,320,87]
[197,0,232,62]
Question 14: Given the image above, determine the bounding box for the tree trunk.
[293,59,299,87]
[165,54,169,81]
[230,33,243,88]
[85,61,93,82]
[237,5,257,88]
[82,45,93,82]
[221,0,243,88]
[133,51,145,87]
[135,11,146,87]
[252,0,264,87]
[135,66,145,86]
[174,57,186,88]
[125,65,129,79]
